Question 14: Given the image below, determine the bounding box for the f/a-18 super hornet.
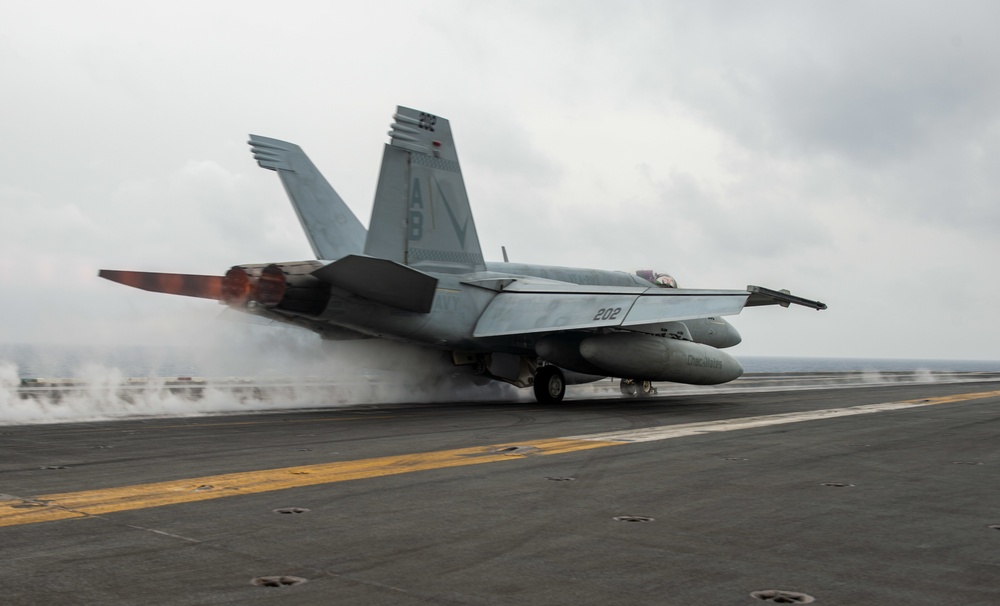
[100,106,826,403]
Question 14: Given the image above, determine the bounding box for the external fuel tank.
[577,332,743,384]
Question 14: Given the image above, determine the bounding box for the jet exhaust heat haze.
[100,106,826,403]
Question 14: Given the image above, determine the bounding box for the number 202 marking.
[593,307,622,321]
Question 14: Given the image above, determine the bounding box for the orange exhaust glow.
[257,265,286,308]
[222,267,253,306]
[99,270,224,300]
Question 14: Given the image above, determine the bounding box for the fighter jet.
[100,106,826,403]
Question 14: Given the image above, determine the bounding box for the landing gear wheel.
[534,366,566,403]
[620,379,654,397]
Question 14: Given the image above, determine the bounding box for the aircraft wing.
[744,285,828,309]
[473,282,825,338]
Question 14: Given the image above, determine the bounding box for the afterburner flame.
[257,266,286,308]
[222,267,253,306]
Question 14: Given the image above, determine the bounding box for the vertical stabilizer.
[249,135,367,261]
[364,107,486,274]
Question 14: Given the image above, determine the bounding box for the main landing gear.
[533,366,566,404]
[620,378,655,397]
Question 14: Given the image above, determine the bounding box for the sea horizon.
[1,342,998,380]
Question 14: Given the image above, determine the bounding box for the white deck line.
[565,397,990,443]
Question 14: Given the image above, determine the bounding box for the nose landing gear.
[620,378,655,397]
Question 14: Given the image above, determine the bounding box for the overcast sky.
[2,0,998,361]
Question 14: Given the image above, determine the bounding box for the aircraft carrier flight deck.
[2,373,999,605]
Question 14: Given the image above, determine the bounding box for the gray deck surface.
[2,377,999,605]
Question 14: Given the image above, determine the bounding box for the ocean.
[2,343,998,379]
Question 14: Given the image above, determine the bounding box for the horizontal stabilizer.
[745,285,827,310]
[311,255,438,313]
[99,270,223,300]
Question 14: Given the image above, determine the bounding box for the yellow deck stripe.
[0,438,615,528]
[3,389,998,529]
[899,391,1000,405]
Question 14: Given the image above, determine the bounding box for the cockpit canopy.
[634,270,678,288]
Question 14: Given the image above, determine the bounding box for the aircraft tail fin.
[363,107,486,274]
[249,135,367,261]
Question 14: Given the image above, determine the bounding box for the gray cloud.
[0,0,997,361]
